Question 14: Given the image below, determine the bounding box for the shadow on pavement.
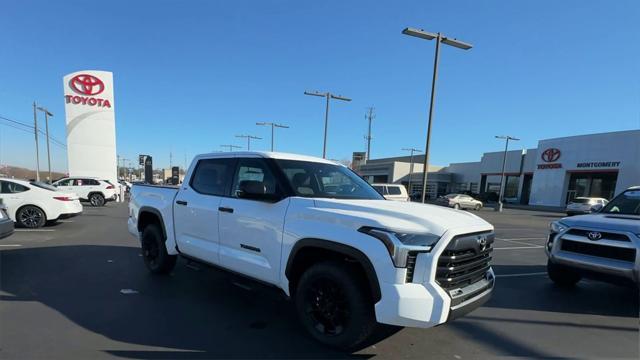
[0,245,378,359]
[489,264,639,318]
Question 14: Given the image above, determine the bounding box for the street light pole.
[494,135,520,212]
[36,106,53,183]
[304,90,351,159]
[32,102,40,182]
[402,147,422,197]
[235,135,262,151]
[256,122,289,151]
[402,27,472,203]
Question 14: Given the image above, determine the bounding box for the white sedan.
[0,178,83,228]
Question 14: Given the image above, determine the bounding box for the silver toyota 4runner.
[546,186,640,288]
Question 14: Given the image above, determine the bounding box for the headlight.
[550,221,568,233]
[358,226,440,267]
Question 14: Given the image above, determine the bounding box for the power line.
[0,114,67,148]
[0,115,33,129]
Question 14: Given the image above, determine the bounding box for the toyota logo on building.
[541,148,561,163]
[69,74,105,96]
[587,232,602,241]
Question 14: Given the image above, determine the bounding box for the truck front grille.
[436,232,494,290]
[560,240,636,262]
[405,252,418,283]
[566,229,630,242]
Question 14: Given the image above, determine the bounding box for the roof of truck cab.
[195,151,341,165]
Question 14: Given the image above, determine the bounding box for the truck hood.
[312,198,491,236]
[561,213,640,233]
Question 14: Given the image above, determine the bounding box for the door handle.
[176,200,188,206]
[218,206,234,213]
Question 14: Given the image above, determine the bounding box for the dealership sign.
[64,74,112,108]
[537,148,562,169]
[577,161,621,168]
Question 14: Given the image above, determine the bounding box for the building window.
[470,183,478,193]
[504,176,520,198]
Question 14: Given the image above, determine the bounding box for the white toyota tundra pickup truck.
[128,151,495,349]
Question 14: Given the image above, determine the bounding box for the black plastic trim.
[285,239,382,302]
[138,206,168,240]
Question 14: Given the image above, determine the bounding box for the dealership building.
[357,130,640,207]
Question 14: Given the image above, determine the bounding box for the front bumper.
[374,227,495,328]
[0,218,15,239]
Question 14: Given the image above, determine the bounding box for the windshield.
[601,190,640,216]
[30,181,58,192]
[275,160,384,200]
[445,194,458,199]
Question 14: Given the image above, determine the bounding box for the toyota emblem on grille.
[587,231,602,241]
[477,235,487,251]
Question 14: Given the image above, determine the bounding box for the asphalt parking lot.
[1,202,638,359]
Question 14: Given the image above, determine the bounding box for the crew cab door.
[218,157,289,284]
[173,157,236,265]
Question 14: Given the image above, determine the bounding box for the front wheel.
[17,205,46,228]
[89,193,105,207]
[547,260,581,287]
[474,204,482,211]
[141,224,177,274]
[295,261,376,351]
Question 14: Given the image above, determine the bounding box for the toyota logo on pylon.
[541,148,561,163]
[69,74,104,96]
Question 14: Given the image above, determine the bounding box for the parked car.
[52,177,116,206]
[0,178,82,228]
[119,180,132,192]
[565,197,609,216]
[547,186,640,288]
[129,151,495,350]
[435,194,484,210]
[0,203,15,239]
[371,183,410,201]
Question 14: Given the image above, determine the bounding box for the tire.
[89,193,105,207]
[141,224,177,274]
[294,260,376,351]
[547,260,581,287]
[17,205,46,228]
[474,204,482,211]
[453,203,460,210]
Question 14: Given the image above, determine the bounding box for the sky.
[1,0,639,172]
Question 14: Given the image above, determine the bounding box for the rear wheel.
[141,224,177,274]
[295,261,376,351]
[547,260,581,287]
[453,203,461,210]
[89,193,105,207]
[17,205,46,228]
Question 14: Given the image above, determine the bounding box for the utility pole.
[32,102,41,181]
[169,151,172,169]
[402,27,472,203]
[365,107,375,161]
[220,144,242,152]
[494,135,520,212]
[402,147,422,197]
[304,90,351,159]
[235,135,261,151]
[36,106,53,182]
[256,122,289,151]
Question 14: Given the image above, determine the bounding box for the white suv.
[53,177,116,206]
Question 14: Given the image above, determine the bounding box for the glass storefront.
[566,171,618,203]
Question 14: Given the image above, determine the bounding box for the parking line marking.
[15,229,56,232]
[495,272,547,278]
[496,237,546,241]
[0,244,22,247]
[493,246,544,250]
[495,238,544,247]
[57,220,74,223]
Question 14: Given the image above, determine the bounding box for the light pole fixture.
[220,144,242,152]
[256,122,289,152]
[36,106,53,183]
[402,27,472,203]
[494,135,520,212]
[402,147,422,198]
[235,135,262,151]
[304,90,351,159]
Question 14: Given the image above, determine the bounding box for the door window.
[0,181,29,193]
[232,158,278,197]
[56,179,72,186]
[190,158,235,196]
[387,186,402,195]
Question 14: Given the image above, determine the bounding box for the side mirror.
[237,180,280,202]
[590,204,604,213]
